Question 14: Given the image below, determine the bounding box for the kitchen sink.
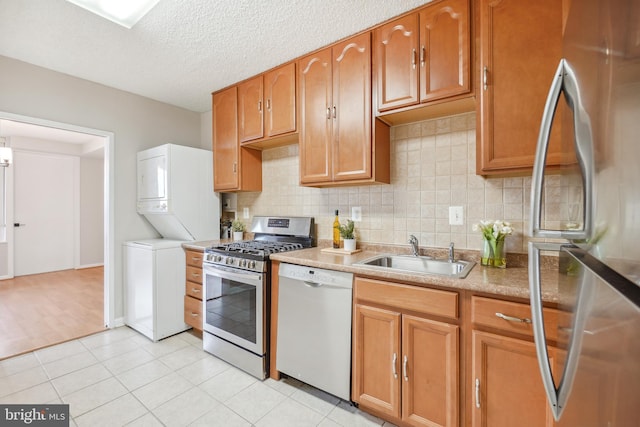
[355,254,475,279]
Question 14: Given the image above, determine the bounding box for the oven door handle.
[203,264,263,285]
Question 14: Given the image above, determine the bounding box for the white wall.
[0,55,202,320]
[80,156,103,267]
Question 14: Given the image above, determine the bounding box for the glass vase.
[481,238,507,268]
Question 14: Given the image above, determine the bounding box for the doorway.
[0,111,114,331]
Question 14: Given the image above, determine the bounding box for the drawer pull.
[191,288,200,293]
[191,257,202,263]
[495,312,531,323]
[191,273,200,278]
[190,312,199,317]
[403,355,409,382]
[392,352,398,379]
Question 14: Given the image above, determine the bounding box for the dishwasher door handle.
[303,281,321,288]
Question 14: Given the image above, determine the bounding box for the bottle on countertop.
[333,210,340,249]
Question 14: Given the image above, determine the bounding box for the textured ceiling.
[0,0,431,113]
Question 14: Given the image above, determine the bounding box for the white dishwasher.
[276,263,354,401]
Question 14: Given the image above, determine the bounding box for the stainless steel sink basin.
[355,254,475,279]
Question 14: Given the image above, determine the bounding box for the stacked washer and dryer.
[124,144,219,341]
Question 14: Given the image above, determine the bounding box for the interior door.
[14,150,77,276]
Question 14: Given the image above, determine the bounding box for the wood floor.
[0,267,105,360]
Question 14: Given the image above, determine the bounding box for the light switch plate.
[243,207,250,219]
[449,206,464,225]
[352,206,362,222]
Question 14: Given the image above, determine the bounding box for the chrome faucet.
[448,242,455,263]
[409,235,419,257]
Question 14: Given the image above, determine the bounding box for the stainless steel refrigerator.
[528,0,640,425]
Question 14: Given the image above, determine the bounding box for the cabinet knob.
[483,66,488,91]
[392,352,398,379]
[495,312,531,323]
[403,355,409,381]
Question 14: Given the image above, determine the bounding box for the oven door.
[202,262,265,356]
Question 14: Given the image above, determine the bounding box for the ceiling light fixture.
[65,0,160,29]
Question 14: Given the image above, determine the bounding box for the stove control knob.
[239,259,246,268]
[226,258,234,265]
[248,260,256,269]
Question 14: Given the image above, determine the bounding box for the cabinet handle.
[475,378,481,408]
[190,312,199,317]
[332,105,336,119]
[191,288,200,293]
[392,353,398,379]
[266,99,271,111]
[420,46,426,67]
[483,66,488,91]
[326,107,331,120]
[191,273,200,278]
[495,312,532,323]
[233,162,237,173]
[412,48,416,69]
[191,257,201,263]
[403,355,408,381]
[258,100,262,111]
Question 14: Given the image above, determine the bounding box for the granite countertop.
[182,240,573,304]
[270,247,574,304]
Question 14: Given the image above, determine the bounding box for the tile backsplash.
[236,111,573,254]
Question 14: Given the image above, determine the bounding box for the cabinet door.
[477,0,566,174]
[332,32,372,182]
[265,62,296,138]
[212,86,239,191]
[238,76,264,143]
[298,48,333,184]
[402,315,459,427]
[419,0,470,102]
[374,14,419,111]
[352,304,401,419]
[472,331,554,427]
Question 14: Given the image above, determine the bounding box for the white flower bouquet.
[473,220,513,268]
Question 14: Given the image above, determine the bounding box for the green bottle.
[333,210,340,248]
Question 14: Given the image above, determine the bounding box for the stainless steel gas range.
[201,216,315,379]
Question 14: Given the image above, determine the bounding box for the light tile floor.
[0,327,397,427]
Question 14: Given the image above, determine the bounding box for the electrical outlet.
[449,206,464,225]
[352,206,362,222]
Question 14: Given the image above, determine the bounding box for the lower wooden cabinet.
[184,249,204,331]
[352,277,459,427]
[471,330,554,427]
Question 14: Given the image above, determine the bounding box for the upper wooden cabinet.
[374,0,471,117]
[212,87,262,192]
[477,0,571,175]
[238,63,297,147]
[299,32,390,187]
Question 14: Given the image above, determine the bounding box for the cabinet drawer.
[185,282,203,300]
[185,249,204,267]
[186,265,203,284]
[471,296,570,342]
[184,296,203,330]
[354,277,458,319]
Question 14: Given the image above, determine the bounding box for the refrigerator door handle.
[528,241,594,421]
[530,59,594,241]
[528,241,560,419]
